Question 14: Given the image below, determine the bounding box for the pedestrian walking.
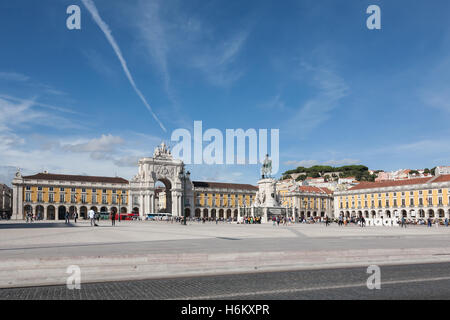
[111,211,116,226]
[401,216,406,228]
[65,211,70,224]
[445,217,449,227]
[26,211,32,223]
[73,211,78,223]
[88,209,96,227]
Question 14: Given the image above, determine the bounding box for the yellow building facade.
[11,171,258,221]
[192,181,257,219]
[12,172,130,220]
[277,180,334,219]
[334,175,450,220]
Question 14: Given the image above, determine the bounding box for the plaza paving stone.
[1,221,450,288]
[1,262,449,300]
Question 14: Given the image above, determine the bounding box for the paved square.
[1,220,450,288]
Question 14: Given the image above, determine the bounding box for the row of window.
[195,193,253,199]
[25,186,127,194]
[340,196,450,209]
[25,192,127,204]
[195,199,252,207]
[344,189,448,201]
[194,193,253,206]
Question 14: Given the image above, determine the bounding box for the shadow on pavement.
[0,223,78,229]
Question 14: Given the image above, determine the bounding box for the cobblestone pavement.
[1,262,449,300]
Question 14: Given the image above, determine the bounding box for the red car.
[109,213,139,220]
[118,213,138,220]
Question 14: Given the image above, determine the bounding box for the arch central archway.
[129,142,191,219]
[155,179,172,214]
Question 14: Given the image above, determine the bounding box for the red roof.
[432,174,450,183]
[298,186,333,195]
[348,177,432,191]
[22,173,129,184]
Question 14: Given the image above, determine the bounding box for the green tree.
[295,174,307,181]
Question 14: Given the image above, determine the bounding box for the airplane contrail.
[81,0,167,132]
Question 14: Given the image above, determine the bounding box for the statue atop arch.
[153,141,172,159]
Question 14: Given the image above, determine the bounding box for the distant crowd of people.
[21,210,450,228]
[334,214,449,228]
[159,216,237,224]
[25,211,44,222]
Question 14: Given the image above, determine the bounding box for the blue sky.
[1,0,450,185]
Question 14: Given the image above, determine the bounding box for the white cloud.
[191,31,249,87]
[420,57,450,112]
[0,72,30,82]
[81,0,166,132]
[375,139,450,155]
[137,0,172,98]
[113,156,140,168]
[63,134,124,153]
[0,97,80,134]
[0,71,68,97]
[82,49,116,78]
[259,94,286,111]
[284,160,318,167]
[283,158,360,168]
[0,131,160,184]
[186,163,258,184]
[0,166,19,186]
[135,0,250,88]
[0,97,36,133]
[0,94,79,115]
[323,159,361,166]
[0,96,85,136]
[285,62,349,137]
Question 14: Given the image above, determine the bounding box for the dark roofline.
[22,173,129,184]
[193,181,258,191]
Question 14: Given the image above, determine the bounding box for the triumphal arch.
[129,142,193,218]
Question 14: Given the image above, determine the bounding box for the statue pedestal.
[257,178,279,207]
[252,178,286,223]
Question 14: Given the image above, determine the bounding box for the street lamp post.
[117,192,121,222]
[179,168,190,226]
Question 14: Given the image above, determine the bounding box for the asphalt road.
[1,262,449,300]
